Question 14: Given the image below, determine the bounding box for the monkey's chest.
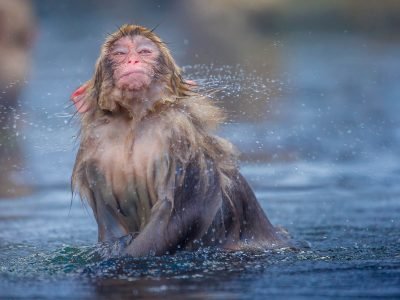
[89,134,161,233]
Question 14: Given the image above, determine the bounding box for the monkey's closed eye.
[113,51,127,56]
[138,49,152,55]
[112,47,129,56]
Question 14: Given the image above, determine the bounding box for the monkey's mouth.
[119,70,147,80]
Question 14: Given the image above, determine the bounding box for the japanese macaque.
[0,0,35,198]
[71,25,286,257]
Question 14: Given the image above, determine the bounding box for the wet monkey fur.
[71,25,287,257]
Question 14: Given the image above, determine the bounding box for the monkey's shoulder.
[141,98,239,177]
[146,96,224,132]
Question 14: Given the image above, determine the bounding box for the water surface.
[0,8,400,299]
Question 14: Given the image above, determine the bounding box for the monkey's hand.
[119,198,177,257]
[118,160,221,257]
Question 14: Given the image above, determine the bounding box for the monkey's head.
[75,25,191,114]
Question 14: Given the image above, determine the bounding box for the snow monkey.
[71,25,286,257]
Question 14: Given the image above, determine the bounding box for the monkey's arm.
[120,197,183,256]
[120,159,221,257]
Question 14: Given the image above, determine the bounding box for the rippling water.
[1,158,399,298]
[1,6,400,298]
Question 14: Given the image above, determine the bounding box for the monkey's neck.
[104,82,172,120]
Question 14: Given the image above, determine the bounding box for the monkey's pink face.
[109,36,160,91]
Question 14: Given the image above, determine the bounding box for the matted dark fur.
[72,25,286,256]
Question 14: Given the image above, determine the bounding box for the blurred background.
[0,0,399,299]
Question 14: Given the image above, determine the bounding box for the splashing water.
[183,64,281,121]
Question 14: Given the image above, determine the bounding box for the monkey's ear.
[184,80,197,87]
[71,82,90,113]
